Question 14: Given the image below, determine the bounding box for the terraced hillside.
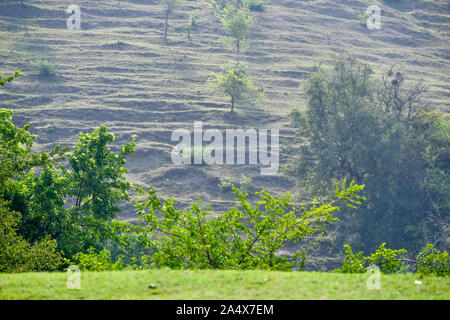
[0,0,449,222]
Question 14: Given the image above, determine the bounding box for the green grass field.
[0,269,448,300]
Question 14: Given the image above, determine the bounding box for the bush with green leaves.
[0,71,21,87]
[71,247,123,272]
[337,243,408,274]
[133,180,365,270]
[365,243,408,274]
[0,201,64,272]
[359,11,371,26]
[30,60,56,77]
[244,0,269,12]
[218,176,234,192]
[416,244,449,277]
[239,173,252,194]
[337,243,449,276]
[0,106,136,262]
[337,244,366,273]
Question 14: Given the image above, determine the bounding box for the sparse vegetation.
[218,176,234,192]
[185,10,199,39]
[359,10,371,26]
[29,60,56,77]
[218,5,254,56]
[160,0,185,42]
[239,173,252,193]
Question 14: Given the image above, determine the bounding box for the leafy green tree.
[57,126,136,256]
[160,0,185,42]
[209,65,264,112]
[218,5,253,57]
[0,200,64,273]
[0,74,65,272]
[1,107,136,258]
[133,180,364,270]
[287,55,449,252]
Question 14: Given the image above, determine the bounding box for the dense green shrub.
[337,243,449,276]
[337,244,366,273]
[416,244,450,277]
[244,0,268,12]
[218,176,234,192]
[30,60,56,77]
[133,180,364,270]
[71,247,123,271]
[0,201,64,272]
[239,174,252,194]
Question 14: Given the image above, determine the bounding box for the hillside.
[1,269,449,299]
[0,0,449,222]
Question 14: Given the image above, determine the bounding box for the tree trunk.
[231,96,235,113]
[164,10,170,42]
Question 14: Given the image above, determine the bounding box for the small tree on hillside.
[219,5,254,57]
[209,65,264,113]
[161,0,185,42]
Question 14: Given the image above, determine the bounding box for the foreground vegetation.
[0,269,448,300]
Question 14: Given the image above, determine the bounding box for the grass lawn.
[0,269,448,300]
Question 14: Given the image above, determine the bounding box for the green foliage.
[185,10,199,39]
[0,71,20,87]
[218,176,234,192]
[239,173,252,194]
[338,244,366,273]
[67,126,135,221]
[218,5,254,55]
[0,108,41,188]
[0,201,64,273]
[1,105,136,262]
[287,55,449,252]
[416,244,450,277]
[359,11,371,26]
[29,60,56,77]
[244,0,269,12]
[338,243,449,276]
[133,180,364,270]
[365,243,408,274]
[71,247,123,272]
[209,65,264,112]
[337,243,407,274]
